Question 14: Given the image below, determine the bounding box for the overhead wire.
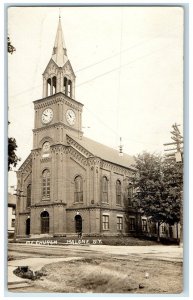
[9,25,176,101]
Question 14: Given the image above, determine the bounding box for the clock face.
[41,108,53,124]
[66,109,76,125]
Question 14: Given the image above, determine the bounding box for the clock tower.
[33,16,83,151]
[27,17,84,235]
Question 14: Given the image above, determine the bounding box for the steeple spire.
[52,17,68,67]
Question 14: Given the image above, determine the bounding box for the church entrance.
[41,211,49,234]
[75,215,82,233]
[26,218,30,235]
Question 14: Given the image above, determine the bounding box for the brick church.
[16,18,139,237]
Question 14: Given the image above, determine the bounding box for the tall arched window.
[26,184,31,208]
[116,180,121,205]
[68,80,72,97]
[74,175,83,202]
[47,78,51,96]
[102,176,108,203]
[127,183,133,206]
[42,169,50,199]
[52,76,57,94]
[64,77,67,95]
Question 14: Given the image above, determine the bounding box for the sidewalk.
[8,256,83,290]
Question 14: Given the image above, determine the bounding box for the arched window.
[47,78,51,96]
[68,80,72,97]
[64,77,67,95]
[116,180,121,205]
[52,76,57,94]
[42,169,50,199]
[26,184,31,208]
[74,175,83,202]
[127,183,133,206]
[102,176,108,203]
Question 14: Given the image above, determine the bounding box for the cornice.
[33,92,83,109]
[33,122,83,136]
[31,202,67,208]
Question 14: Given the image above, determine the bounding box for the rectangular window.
[142,219,147,232]
[117,216,123,231]
[129,217,135,231]
[12,207,16,215]
[102,215,109,230]
[11,219,15,228]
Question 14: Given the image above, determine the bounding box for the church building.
[16,18,139,237]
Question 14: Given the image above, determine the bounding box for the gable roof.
[68,134,135,170]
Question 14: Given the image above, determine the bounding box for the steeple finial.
[52,16,68,67]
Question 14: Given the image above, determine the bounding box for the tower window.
[63,77,72,97]
[47,78,51,96]
[52,76,57,94]
[74,175,83,202]
[64,77,67,95]
[42,169,50,199]
[116,180,121,205]
[68,80,72,97]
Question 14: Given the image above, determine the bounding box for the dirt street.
[8,243,183,294]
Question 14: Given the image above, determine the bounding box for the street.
[7,243,183,294]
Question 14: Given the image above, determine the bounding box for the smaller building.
[8,193,16,238]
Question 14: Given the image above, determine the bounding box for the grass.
[30,256,183,294]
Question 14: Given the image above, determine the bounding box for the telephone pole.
[163,123,183,247]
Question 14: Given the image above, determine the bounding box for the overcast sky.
[7,6,183,190]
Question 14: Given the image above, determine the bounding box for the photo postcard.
[7,4,184,295]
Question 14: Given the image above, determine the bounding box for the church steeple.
[42,17,76,99]
[52,17,68,67]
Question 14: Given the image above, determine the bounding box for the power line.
[9,24,177,102]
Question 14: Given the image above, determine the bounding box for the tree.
[132,152,181,241]
[8,36,20,171]
[162,158,182,231]
[7,36,16,54]
[8,137,20,171]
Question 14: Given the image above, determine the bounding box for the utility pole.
[163,123,183,247]
[13,189,25,242]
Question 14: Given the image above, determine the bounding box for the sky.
[7,6,183,191]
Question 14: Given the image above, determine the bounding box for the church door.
[26,218,30,235]
[41,211,49,234]
[75,215,82,233]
